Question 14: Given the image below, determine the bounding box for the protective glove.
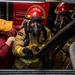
[23,44,37,54]
[39,44,45,50]
[31,44,41,55]
[23,48,33,54]
[32,46,40,51]
[32,44,45,55]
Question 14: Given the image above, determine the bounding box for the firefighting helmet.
[0,19,13,32]
[25,5,45,20]
[55,2,72,14]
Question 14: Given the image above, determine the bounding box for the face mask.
[54,14,71,29]
[29,22,42,36]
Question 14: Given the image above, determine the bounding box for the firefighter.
[51,2,75,69]
[0,19,15,69]
[12,5,51,69]
[52,2,73,36]
[52,2,75,56]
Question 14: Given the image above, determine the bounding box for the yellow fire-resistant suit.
[12,27,51,69]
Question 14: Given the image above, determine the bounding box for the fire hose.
[36,20,75,58]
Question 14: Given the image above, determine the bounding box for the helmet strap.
[37,23,47,44]
[23,22,30,46]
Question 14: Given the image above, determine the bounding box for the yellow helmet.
[0,19,13,32]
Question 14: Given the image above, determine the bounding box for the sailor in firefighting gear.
[12,5,51,69]
[50,2,75,69]
[52,2,75,55]
[0,19,16,69]
[52,2,73,36]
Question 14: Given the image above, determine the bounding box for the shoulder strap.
[23,22,30,46]
[37,24,47,44]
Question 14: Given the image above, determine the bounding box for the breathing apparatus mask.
[54,12,72,29]
[29,18,43,36]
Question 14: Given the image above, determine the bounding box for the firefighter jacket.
[12,26,51,69]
